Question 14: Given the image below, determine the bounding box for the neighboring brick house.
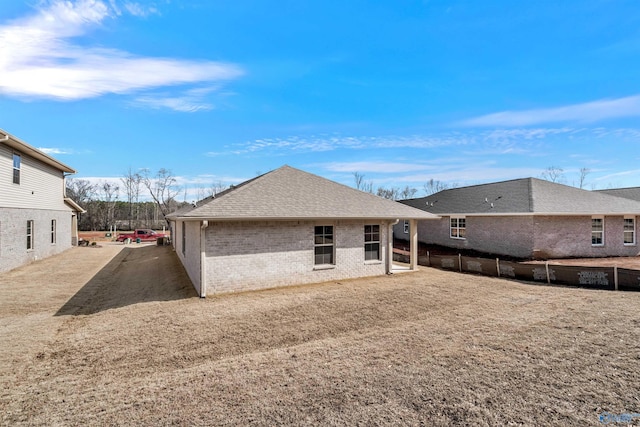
[0,129,84,273]
[597,187,640,203]
[167,165,438,296]
[396,178,640,259]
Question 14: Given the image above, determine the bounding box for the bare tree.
[121,167,142,229]
[399,185,418,199]
[141,168,181,225]
[193,181,229,202]
[353,172,374,193]
[376,187,400,200]
[578,167,591,189]
[354,172,365,190]
[423,179,455,196]
[210,181,228,197]
[96,181,120,230]
[541,166,565,183]
[66,178,96,205]
[66,178,97,229]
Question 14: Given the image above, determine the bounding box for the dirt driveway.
[1,243,640,426]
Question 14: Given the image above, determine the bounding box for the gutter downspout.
[388,219,400,274]
[200,220,209,298]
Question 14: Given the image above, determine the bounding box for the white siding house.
[167,166,439,296]
[0,129,84,273]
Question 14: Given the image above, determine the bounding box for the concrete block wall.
[204,220,389,294]
[0,207,73,273]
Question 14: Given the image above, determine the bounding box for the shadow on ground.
[56,245,197,316]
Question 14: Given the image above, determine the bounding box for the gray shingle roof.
[168,165,439,221]
[596,187,640,203]
[400,178,640,215]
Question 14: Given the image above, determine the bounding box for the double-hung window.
[51,220,56,244]
[27,220,34,250]
[592,217,604,246]
[450,217,466,239]
[624,217,636,245]
[13,153,21,184]
[403,220,409,234]
[314,226,334,265]
[364,225,380,261]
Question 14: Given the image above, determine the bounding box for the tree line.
[68,166,594,231]
[66,168,225,231]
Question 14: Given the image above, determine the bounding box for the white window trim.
[51,219,57,245]
[27,220,34,251]
[364,224,381,262]
[591,216,604,247]
[623,216,636,246]
[450,216,466,240]
[403,220,409,234]
[12,153,21,185]
[314,225,335,267]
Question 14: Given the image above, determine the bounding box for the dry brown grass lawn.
[1,243,639,426]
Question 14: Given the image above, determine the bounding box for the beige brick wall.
[0,207,73,273]
[203,220,389,294]
[408,215,640,259]
[533,215,640,258]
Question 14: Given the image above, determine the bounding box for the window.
[314,226,334,265]
[624,217,636,245]
[12,153,21,184]
[403,220,409,234]
[27,220,34,250]
[450,217,466,239]
[592,217,604,246]
[364,225,380,261]
[181,222,186,255]
[51,220,56,244]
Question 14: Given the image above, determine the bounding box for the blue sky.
[2,0,640,199]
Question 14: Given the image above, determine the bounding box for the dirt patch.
[1,245,639,425]
[397,240,640,270]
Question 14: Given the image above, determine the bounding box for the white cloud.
[123,2,159,17]
[461,95,640,127]
[0,0,243,101]
[205,134,470,156]
[322,161,432,174]
[38,147,71,155]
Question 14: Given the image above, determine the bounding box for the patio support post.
[387,220,399,274]
[200,220,209,298]
[410,219,418,270]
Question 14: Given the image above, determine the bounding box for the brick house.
[597,187,640,202]
[167,165,438,296]
[396,177,640,259]
[0,129,84,273]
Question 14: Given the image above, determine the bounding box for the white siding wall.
[203,220,389,295]
[0,144,67,210]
